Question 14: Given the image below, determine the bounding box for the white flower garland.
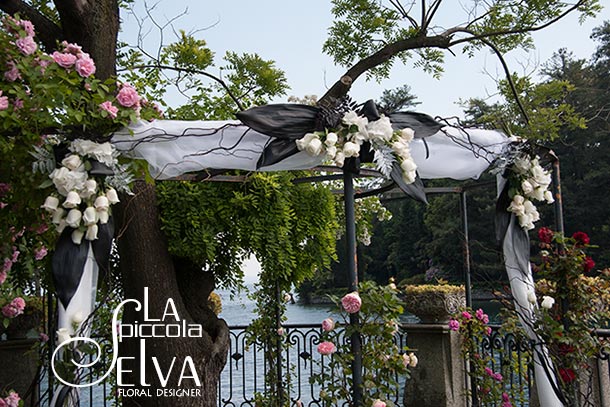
[295,111,418,184]
[39,139,127,245]
[507,154,555,230]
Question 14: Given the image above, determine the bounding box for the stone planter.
[402,285,466,324]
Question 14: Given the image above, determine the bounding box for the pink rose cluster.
[341,292,362,314]
[52,40,96,78]
[448,319,460,331]
[475,308,489,324]
[3,16,37,56]
[317,341,336,356]
[0,391,21,407]
[1,297,25,318]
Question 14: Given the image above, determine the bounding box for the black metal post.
[275,283,284,406]
[343,169,362,406]
[460,191,473,308]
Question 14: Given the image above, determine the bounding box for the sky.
[120,1,608,284]
[121,1,608,118]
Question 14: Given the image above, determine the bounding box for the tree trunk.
[115,181,229,407]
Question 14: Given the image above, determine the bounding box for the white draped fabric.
[111,120,511,180]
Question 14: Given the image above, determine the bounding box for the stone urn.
[401,284,465,324]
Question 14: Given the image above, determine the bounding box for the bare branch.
[423,0,443,31]
[0,0,63,50]
[117,64,245,111]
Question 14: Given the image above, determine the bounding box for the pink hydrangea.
[52,51,77,68]
[475,308,489,324]
[4,61,21,82]
[341,292,362,314]
[75,54,96,77]
[34,246,48,260]
[448,319,460,331]
[15,36,37,55]
[99,101,119,119]
[317,341,336,355]
[116,83,140,107]
[321,318,335,332]
[461,311,472,320]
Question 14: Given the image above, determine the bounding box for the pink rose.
[341,292,362,314]
[317,341,336,355]
[372,400,386,407]
[5,392,19,407]
[61,41,82,55]
[52,51,77,68]
[116,83,140,107]
[15,36,37,55]
[321,318,335,332]
[99,101,119,119]
[2,304,20,318]
[20,20,35,37]
[461,311,472,320]
[4,62,21,82]
[11,297,26,311]
[0,398,7,407]
[475,309,489,324]
[1,258,11,273]
[448,319,460,331]
[75,54,96,77]
[34,246,48,260]
[0,93,8,111]
[0,271,7,285]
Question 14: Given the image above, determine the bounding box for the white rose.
[42,196,60,212]
[544,190,555,204]
[61,154,82,171]
[63,191,82,208]
[401,128,415,142]
[513,157,531,174]
[334,152,345,168]
[295,133,318,151]
[82,207,98,226]
[80,179,97,199]
[508,195,525,216]
[518,213,534,230]
[305,137,323,156]
[65,209,82,228]
[531,187,546,201]
[402,170,416,184]
[52,208,66,225]
[325,132,338,146]
[343,141,360,158]
[409,352,418,368]
[98,211,109,224]
[106,188,120,205]
[400,158,417,173]
[283,293,292,303]
[57,328,71,345]
[531,165,552,188]
[71,140,116,167]
[342,111,369,140]
[94,196,109,211]
[366,116,394,141]
[72,311,85,324]
[56,219,67,233]
[52,167,87,196]
[541,295,555,309]
[402,353,410,367]
[326,146,337,159]
[85,224,98,241]
[392,140,408,155]
[521,180,534,195]
[527,290,537,304]
[71,228,85,245]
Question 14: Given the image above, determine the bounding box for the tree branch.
[117,64,246,111]
[318,34,451,107]
[0,0,63,50]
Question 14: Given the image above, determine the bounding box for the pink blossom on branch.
[341,292,362,314]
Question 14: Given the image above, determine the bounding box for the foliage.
[311,281,414,407]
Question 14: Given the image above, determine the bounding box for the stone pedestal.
[0,339,40,405]
[403,324,467,407]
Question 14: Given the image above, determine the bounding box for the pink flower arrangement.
[317,341,336,355]
[116,83,141,108]
[1,297,26,318]
[75,54,96,77]
[99,101,119,119]
[52,51,77,68]
[15,35,37,55]
[448,319,460,331]
[341,292,362,314]
[321,317,335,332]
